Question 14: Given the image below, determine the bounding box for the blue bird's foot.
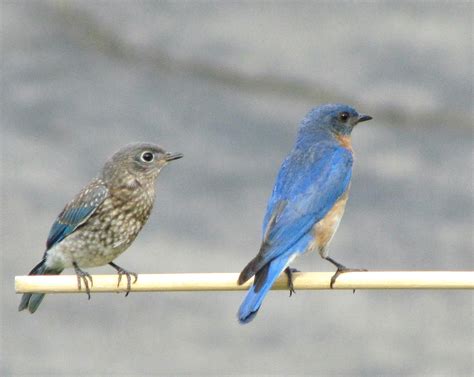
[73,262,93,299]
[324,256,367,290]
[284,267,300,297]
[109,262,138,297]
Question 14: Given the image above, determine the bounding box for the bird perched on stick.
[19,142,183,313]
[237,104,372,323]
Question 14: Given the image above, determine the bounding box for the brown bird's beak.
[356,114,373,124]
[164,152,184,162]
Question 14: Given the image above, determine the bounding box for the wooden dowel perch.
[15,271,474,294]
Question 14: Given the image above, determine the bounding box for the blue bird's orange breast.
[335,134,353,152]
[307,190,349,257]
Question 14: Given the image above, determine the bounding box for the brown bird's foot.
[73,262,93,299]
[324,256,367,290]
[109,262,138,297]
[284,267,300,297]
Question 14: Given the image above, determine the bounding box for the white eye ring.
[140,151,154,163]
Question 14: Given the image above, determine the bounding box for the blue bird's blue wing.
[243,144,353,280]
[46,179,108,250]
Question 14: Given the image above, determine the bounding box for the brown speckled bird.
[19,143,183,313]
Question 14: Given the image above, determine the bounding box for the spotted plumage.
[19,142,183,313]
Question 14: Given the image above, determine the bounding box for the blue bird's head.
[301,104,372,136]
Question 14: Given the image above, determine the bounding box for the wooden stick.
[15,271,474,294]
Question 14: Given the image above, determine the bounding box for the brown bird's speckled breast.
[47,179,155,269]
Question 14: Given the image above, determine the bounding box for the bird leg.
[109,262,138,297]
[324,256,367,290]
[284,267,300,297]
[73,262,93,299]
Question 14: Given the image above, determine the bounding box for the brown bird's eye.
[339,112,350,122]
[140,151,154,162]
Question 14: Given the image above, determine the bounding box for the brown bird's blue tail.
[18,259,63,314]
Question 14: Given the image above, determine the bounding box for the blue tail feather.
[238,254,293,324]
[18,259,63,314]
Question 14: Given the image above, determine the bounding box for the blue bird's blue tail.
[18,259,63,314]
[238,254,293,324]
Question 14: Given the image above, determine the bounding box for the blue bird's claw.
[284,267,300,297]
[325,256,367,290]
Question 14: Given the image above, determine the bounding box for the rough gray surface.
[1,1,473,376]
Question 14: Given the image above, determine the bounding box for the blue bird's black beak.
[164,152,184,162]
[356,114,372,124]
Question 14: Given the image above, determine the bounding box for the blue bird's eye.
[140,151,154,163]
[338,112,350,122]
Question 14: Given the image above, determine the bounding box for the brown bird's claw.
[73,262,93,300]
[109,262,138,297]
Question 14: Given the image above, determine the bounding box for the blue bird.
[237,104,372,323]
[19,143,183,313]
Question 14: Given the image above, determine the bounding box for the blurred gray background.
[1,1,473,376]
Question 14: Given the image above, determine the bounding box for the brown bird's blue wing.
[46,179,108,250]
